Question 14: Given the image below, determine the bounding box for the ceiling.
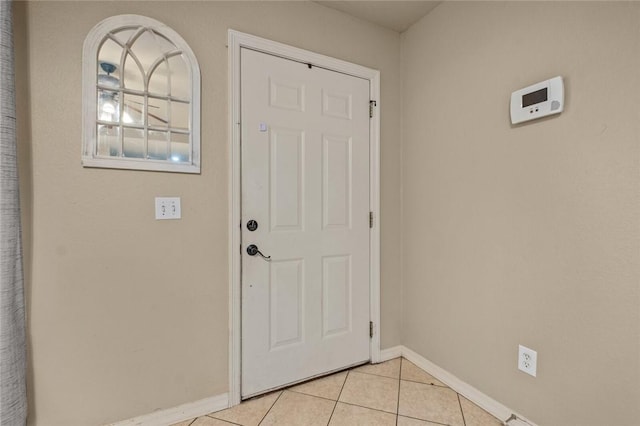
[314,1,442,33]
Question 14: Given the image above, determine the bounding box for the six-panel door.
[241,48,371,398]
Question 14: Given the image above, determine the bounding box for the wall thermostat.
[510,76,564,124]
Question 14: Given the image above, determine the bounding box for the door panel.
[322,135,352,229]
[270,128,304,231]
[322,255,352,337]
[269,259,304,349]
[241,48,370,397]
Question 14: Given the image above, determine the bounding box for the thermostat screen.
[522,88,548,107]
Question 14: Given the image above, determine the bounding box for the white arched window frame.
[82,15,201,173]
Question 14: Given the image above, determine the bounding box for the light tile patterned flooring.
[172,357,503,426]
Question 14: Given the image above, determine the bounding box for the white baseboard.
[505,418,535,426]
[108,393,229,426]
[108,346,536,426]
[395,346,537,426]
[379,345,403,362]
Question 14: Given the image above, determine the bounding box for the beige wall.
[401,2,640,425]
[19,1,639,425]
[16,2,402,424]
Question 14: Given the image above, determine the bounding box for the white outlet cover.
[518,345,537,377]
[155,197,181,220]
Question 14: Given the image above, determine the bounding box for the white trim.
[81,158,199,174]
[228,29,381,406]
[379,345,403,362]
[107,393,228,426]
[506,419,536,426]
[398,346,538,426]
[82,14,201,173]
[368,63,382,365]
[227,29,243,408]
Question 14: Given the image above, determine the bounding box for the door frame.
[227,29,381,407]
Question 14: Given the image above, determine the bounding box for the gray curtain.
[0,0,27,424]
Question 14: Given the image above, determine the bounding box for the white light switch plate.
[155,197,181,220]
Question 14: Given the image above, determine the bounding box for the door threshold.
[241,359,370,401]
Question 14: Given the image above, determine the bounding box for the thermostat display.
[510,76,564,124]
[522,88,547,108]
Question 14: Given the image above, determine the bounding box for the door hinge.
[369,321,374,338]
[369,211,374,228]
[369,100,377,118]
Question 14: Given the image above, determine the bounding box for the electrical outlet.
[518,345,537,377]
[155,197,181,220]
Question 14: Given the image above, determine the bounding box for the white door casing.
[241,48,370,397]
[228,30,380,406]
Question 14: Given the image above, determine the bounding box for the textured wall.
[401,2,640,425]
[17,2,401,424]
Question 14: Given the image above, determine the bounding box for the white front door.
[241,48,371,398]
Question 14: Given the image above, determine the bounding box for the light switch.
[155,197,181,220]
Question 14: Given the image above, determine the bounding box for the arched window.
[82,15,200,173]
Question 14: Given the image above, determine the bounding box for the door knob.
[246,244,271,261]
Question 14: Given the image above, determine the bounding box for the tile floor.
[172,357,503,426]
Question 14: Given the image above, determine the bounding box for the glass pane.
[151,31,176,52]
[123,93,145,125]
[148,130,169,160]
[97,89,120,123]
[148,59,169,96]
[97,38,123,84]
[123,53,144,91]
[168,55,189,99]
[123,127,144,158]
[148,97,168,128]
[170,101,189,131]
[97,124,120,157]
[130,29,175,73]
[170,132,189,162]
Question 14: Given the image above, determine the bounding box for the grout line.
[287,389,340,403]
[458,393,467,426]
[206,414,243,426]
[398,413,450,426]
[327,370,349,425]
[401,377,450,388]
[257,391,284,426]
[282,364,362,390]
[187,419,197,426]
[281,370,350,402]
[326,399,338,424]
[402,358,449,388]
[397,359,451,426]
[337,400,397,416]
[351,358,402,380]
[352,369,400,380]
